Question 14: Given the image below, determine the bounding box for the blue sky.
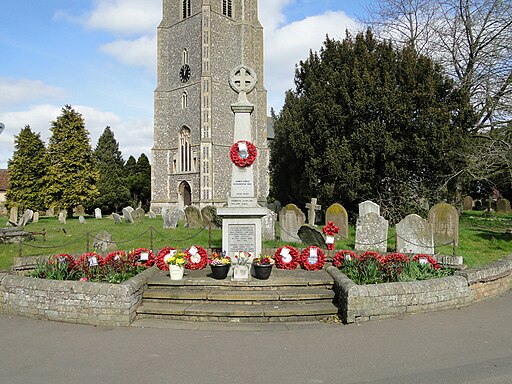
[0,0,371,168]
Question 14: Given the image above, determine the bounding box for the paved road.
[1,292,512,384]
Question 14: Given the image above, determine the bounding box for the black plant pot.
[253,264,273,280]
[210,264,230,280]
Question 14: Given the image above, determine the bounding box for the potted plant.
[209,252,231,280]
[164,251,187,280]
[252,255,275,280]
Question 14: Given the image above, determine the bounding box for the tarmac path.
[1,292,511,384]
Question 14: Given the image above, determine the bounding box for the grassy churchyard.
[1,211,511,271]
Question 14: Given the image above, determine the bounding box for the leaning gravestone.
[185,206,203,228]
[298,225,325,248]
[261,209,276,241]
[79,216,86,224]
[358,200,380,218]
[463,196,474,211]
[355,212,388,253]
[93,230,117,253]
[18,209,34,227]
[148,211,157,219]
[428,203,459,247]
[496,198,511,213]
[325,203,349,240]
[95,208,102,219]
[278,204,305,243]
[396,214,434,255]
[201,206,220,228]
[134,207,145,221]
[122,207,134,224]
[9,207,18,225]
[112,213,122,224]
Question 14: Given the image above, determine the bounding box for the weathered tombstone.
[201,206,219,227]
[298,224,325,248]
[396,214,434,255]
[355,212,389,253]
[46,207,55,217]
[325,203,349,240]
[358,200,380,218]
[32,212,39,223]
[148,211,157,219]
[305,198,322,225]
[94,208,102,219]
[278,204,305,243]
[93,230,117,253]
[496,198,511,213]
[134,207,145,221]
[58,211,67,225]
[428,203,459,247]
[463,196,474,211]
[18,209,34,227]
[74,205,86,216]
[79,216,86,224]
[9,207,18,224]
[112,213,122,224]
[122,207,134,224]
[261,209,276,241]
[185,206,203,228]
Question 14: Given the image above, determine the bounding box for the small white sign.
[140,252,149,261]
[89,257,98,267]
[308,248,318,265]
[419,258,429,265]
[170,249,177,257]
[233,265,250,280]
[280,248,292,263]
[114,255,120,261]
[344,254,352,261]
[191,254,201,263]
[189,246,198,256]
[326,236,335,244]
[238,142,248,159]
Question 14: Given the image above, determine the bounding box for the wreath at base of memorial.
[300,246,326,271]
[333,250,358,268]
[76,252,105,269]
[128,248,155,267]
[185,246,208,270]
[156,247,177,271]
[274,246,300,270]
[229,140,257,168]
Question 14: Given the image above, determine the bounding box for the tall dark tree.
[271,31,470,223]
[125,154,151,210]
[92,127,131,213]
[44,105,99,215]
[5,125,47,211]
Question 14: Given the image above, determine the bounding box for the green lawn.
[1,211,511,270]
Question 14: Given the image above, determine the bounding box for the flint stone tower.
[151,0,269,213]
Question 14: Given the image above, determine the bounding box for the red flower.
[128,248,155,268]
[358,251,384,264]
[322,221,340,236]
[229,140,257,167]
[383,253,410,264]
[274,246,300,270]
[75,252,105,273]
[413,254,440,270]
[300,246,326,271]
[333,250,358,268]
[155,247,177,271]
[50,254,76,270]
[185,246,208,270]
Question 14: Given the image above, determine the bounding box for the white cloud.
[100,35,157,73]
[0,78,66,108]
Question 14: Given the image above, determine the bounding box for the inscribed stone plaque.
[463,196,474,211]
[496,198,511,213]
[231,166,254,198]
[228,224,256,255]
[396,214,434,255]
[185,206,203,228]
[428,203,459,247]
[278,204,305,243]
[355,212,388,252]
[325,203,349,240]
[358,200,380,218]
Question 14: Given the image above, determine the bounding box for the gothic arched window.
[182,91,188,109]
[182,0,191,19]
[179,127,192,173]
[182,48,189,65]
[223,0,232,17]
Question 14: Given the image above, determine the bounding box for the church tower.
[151,0,268,213]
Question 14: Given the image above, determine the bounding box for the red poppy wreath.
[300,246,326,271]
[185,245,208,270]
[230,140,257,167]
[128,248,155,267]
[274,246,300,270]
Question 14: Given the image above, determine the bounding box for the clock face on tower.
[180,64,191,83]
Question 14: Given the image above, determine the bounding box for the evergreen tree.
[271,31,470,223]
[5,125,47,211]
[124,154,151,210]
[92,127,131,213]
[45,105,99,215]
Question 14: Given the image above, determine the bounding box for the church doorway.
[178,181,192,209]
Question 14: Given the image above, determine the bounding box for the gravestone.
[305,198,322,225]
[298,225,325,248]
[185,206,203,228]
[9,207,18,224]
[201,206,219,228]
[148,211,157,219]
[355,212,388,252]
[358,200,380,218]
[46,207,55,217]
[463,196,474,211]
[496,198,511,213]
[74,205,86,216]
[18,209,34,227]
[32,212,39,223]
[428,203,459,246]
[474,200,483,210]
[122,207,134,224]
[278,204,305,243]
[58,211,67,225]
[261,209,276,241]
[95,208,102,219]
[93,230,117,253]
[79,216,86,224]
[134,207,145,221]
[325,203,349,240]
[396,214,434,255]
[112,213,122,224]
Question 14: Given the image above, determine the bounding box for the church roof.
[0,169,8,191]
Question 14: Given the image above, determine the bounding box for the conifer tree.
[45,105,99,215]
[124,154,151,210]
[6,125,47,211]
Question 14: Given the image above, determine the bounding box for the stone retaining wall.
[0,266,158,326]
[327,254,512,323]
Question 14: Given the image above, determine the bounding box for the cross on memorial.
[305,198,322,225]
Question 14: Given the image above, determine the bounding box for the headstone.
[95,208,102,219]
[298,225,325,248]
[355,212,389,253]
[474,200,483,210]
[261,209,276,241]
[148,211,157,219]
[496,198,511,213]
[134,207,145,221]
[185,206,203,228]
[112,213,122,224]
[92,230,117,253]
[122,207,134,224]
[305,198,322,225]
[9,207,18,224]
[201,206,219,227]
[58,211,67,225]
[79,216,86,224]
[463,196,474,211]
[358,200,380,218]
[428,203,459,247]
[396,214,434,255]
[18,209,34,227]
[325,203,349,240]
[46,207,55,217]
[74,205,86,216]
[278,204,305,243]
[32,212,39,223]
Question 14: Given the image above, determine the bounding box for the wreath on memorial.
[156,247,177,271]
[185,245,208,270]
[274,246,300,270]
[333,250,358,268]
[128,248,155,267]
[76,252,105,269]
[413,254,440,270]
[322,221,340,250]
[229,140,257,167]
[300,246,326,271]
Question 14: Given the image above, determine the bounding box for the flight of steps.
[135,268,339,323]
